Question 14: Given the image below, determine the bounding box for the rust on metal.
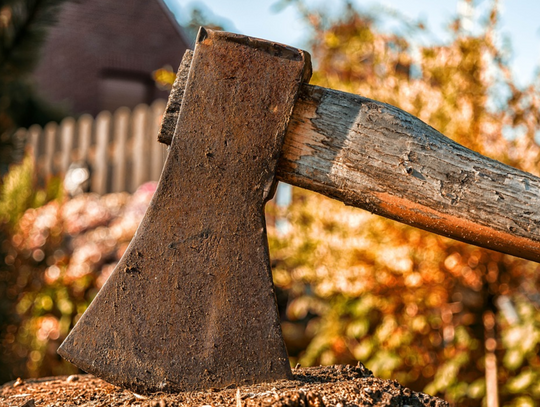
[157,49,193,146]
[58,27,312,393]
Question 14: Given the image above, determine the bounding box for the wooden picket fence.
[21,99,169,195]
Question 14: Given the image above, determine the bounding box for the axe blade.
[58,28,312,393]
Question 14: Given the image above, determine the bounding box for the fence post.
[131,104,148,192]
[92,111,111,194]
[27,125,41,164]
[150,100,167,181]
[60,117,76,175]
[77,114,93,164]
[43,122,58,180]
[112,107,130,193]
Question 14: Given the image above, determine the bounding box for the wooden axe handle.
[160,50,540,263]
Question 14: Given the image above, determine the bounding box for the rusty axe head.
[58,28,312,393]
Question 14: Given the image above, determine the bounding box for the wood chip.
[0,366,448,406]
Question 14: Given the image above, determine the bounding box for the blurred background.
[1,0,540,406]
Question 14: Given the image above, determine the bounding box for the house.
[33,0,190,116]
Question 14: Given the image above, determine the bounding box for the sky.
[162,0,540,87]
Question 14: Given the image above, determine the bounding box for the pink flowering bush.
[2,182,156,378]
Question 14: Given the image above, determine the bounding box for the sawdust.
[1,364,448,407]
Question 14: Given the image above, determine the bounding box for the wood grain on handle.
[278,84,540,262]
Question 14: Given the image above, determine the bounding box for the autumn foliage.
[0,160,157,381]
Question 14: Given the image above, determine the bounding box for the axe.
[59,28,540,393]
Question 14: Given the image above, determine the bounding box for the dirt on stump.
[1,364,448,407]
